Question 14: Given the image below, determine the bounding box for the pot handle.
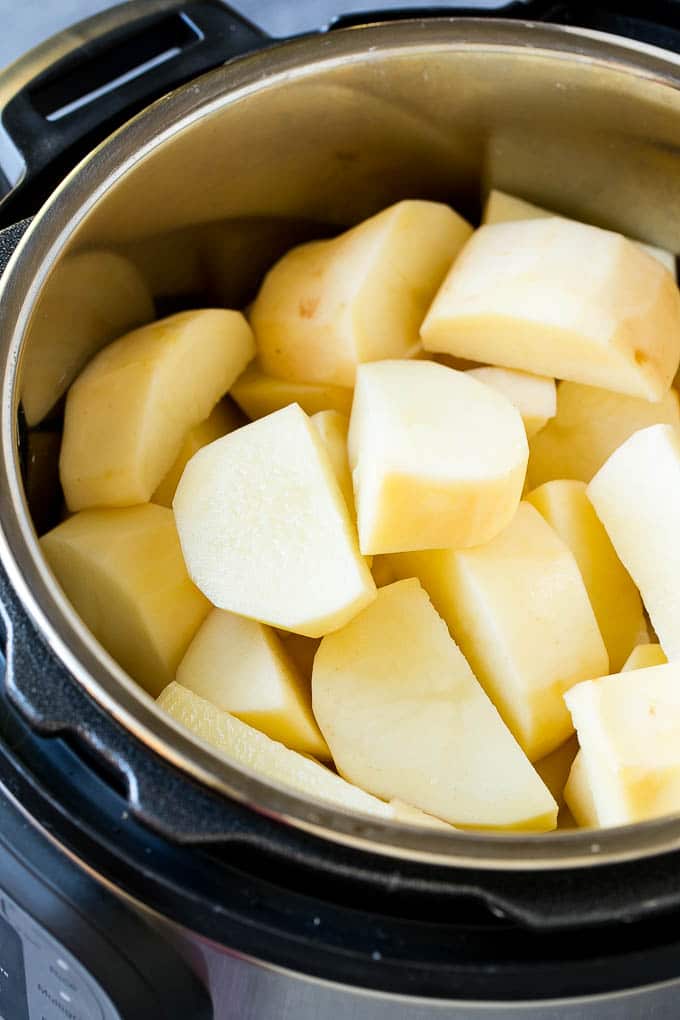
[331,1,680,53]
[0,0,268,225]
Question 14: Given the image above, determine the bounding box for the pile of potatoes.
[39,189,680,833]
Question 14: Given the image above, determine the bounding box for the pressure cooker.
[0,1,680,1016]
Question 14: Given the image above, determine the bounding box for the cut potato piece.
[60,309,255,511]
[534,734,579,806]
[310,410,354,513]
[251,200,472,387]
[421,217,680,400]
[152,401,243,507]
[176,609,329,759]
[526,480,643,671]
[21,251,154,426]
[386,503,608,760]
[348,360,527,555]
[587,424,680,660]
[158,681,449,825]
[623,644,667,671]
[564,663,680,826]
[41,505,209,696]
[231,362,352,419]
[564,752,598,828]
[466,367,556,438]
[312,579,556,830]
[482,189,676,274]
[527,381,680,488]
[174,403,375,638]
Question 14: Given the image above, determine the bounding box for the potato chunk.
[565,664,680,826]
[421,218,680,400]
[387,503,608,760]
[231,362,352,418]
[251,200,472,387]
[60,309,255,510]
[527,381,680,488]
[176,609,329,758]
[466,366,556,437]
[41,505,209,696]
[348,360,527,555]
[173,403,375,638]
[526,480,643,671]
[623,644,667,671]
[312,580,556,830]
[587,424,680,660]
[152,401,243,507]
[310,410,354,513]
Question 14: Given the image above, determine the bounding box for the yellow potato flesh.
[251,200,473,387]
[526,479,643,671]
[564,752,599,828]
[527,381,680,488]
[466,366,556,438]
[587,424,680,660]
[565,663,680,826]
[387,503,608,760]
[152,400,243,507]
[312,579,556,830]
[310,410,354,513]
[60,309,255,511]
[421,218,680,400]
[348,360,527,555]
[482,188,676,273]
[41,505,209,696]
[231,362,352,419]
[177,609,329,759]
[622,644,667,671]
[173,403,375,638]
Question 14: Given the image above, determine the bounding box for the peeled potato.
[251,199,472,387]
[466,366,556,438]
[158,682,450,827]
[310,410,354,513]
[231,362,352,419]
[526,479,643,671]
[527,381,680,488]
[421,217,680,400]
[60,309,255,511]
[41,505,209,696]
[387,503,608,760]
[152,400,243,507]
[622,644,667,671]
[565,663,680,827]
[587,424,680,661]
[312,579,556,830]
[176,609,329,759]
[173,403,375,638]
[348,360,528,555]
[482,188,676,273]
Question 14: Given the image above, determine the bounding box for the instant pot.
[0,1,680,1016]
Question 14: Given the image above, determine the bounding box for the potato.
[251,200,472,387]
[623,643,667,671]
[564,663,680,826]
[231,362,352,419]
[386,503,608,760]
[310,410,353,513]
[348,360,527,555]
[158,682,452,827]
[41,505,209,696]
[312,579,556,830]
[152,401,243,507]
[465,366,556,438]
[527,381,680,488]
[60,309,255,511]
[564,752,598,828]
[482,188,676,274]
[526,480,643,671]
[534,734,579,807]
[173,403,375,638]
[21,251,154,426]
[587,424,680,660]
[421,217,680,400]
[176,609,329,758]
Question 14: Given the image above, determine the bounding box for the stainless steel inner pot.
[1,16,679,872]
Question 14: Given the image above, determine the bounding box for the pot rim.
[2,16,680,871]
